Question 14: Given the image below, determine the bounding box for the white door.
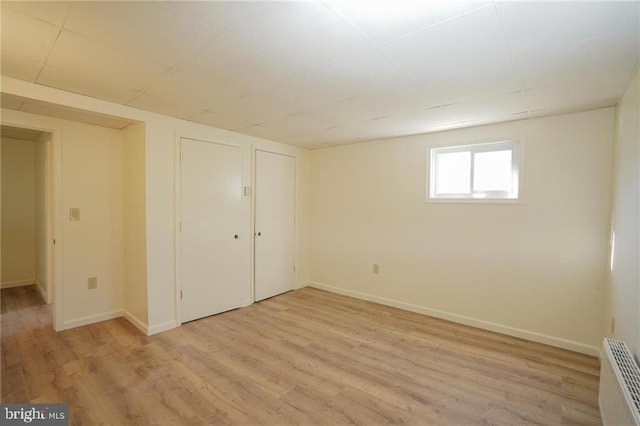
[180,138,249,323]
[254,150,295,301]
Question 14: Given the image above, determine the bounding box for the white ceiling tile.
[217,92,302,125]
[144,69,249,112]
[0,55,42,82]
[43,30,170,81]
[190,110,254,132]
[2,1,70,26]
[163,1,271,34]
[257,72,351,113]
[354,85,442,118]
[526,73,628,113]
[376,105,466,136]
[450,90,529,123]
[383,6,512,85]
[326,1,492,43]
[279,126,363,146]
[497,1,640,57]
[222,2,372,71]
[38,31,169,103]
[303,97,384,128]
[240,113,328,140]
[279,109,459,146]
[302,48,413,98]
[587,31,640,74]
[518,31,640,89]
[181,36,295,93]
[1,1,636,146]
[37,64,142,105]
[1,8,59,63]
[126,92,204,120]
[63,2,220,68]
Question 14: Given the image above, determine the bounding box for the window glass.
[428,140,521,201]
[436,151,471,194]
[473,150,512,192]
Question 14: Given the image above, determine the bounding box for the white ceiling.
[1,1,638,149]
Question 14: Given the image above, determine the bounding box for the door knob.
[234,234,239,239]
[257,232,262,236]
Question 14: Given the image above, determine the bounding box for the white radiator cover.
[599,338,640,426]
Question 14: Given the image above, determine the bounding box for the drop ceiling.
[1,1,638,149]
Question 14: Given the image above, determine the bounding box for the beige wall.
[1,137,36,286]
[603,70,640,359]
[310,108,614,354]
[123,122,148,328]
[62,121,124,324]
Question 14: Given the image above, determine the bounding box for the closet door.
[180,138,249,322]
[254,150,295,301]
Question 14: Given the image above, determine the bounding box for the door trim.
[0,116,61,330]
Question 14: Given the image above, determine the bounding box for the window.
[428,140,521,201]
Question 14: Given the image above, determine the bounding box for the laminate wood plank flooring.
[1,285,601,425]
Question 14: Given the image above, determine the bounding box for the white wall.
[144,118,310,333]
[123,122,148,329]
[310,108,615,354]
[603,69,640,360]
[1,137,36,286]
[62,121,124,325]
[1,76,310,335]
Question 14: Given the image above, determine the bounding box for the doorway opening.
[1,125,54,323]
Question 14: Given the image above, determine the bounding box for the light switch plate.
[69,208,80,221]
[88,277,97,289]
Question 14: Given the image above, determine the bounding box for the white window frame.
[427,139,523,202]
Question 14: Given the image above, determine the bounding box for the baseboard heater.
[600,338,640,425]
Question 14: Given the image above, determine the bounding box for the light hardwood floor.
[1,285,601,425]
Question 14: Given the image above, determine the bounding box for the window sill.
[425,197,523,204]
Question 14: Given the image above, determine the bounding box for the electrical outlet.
[610,316,616,334]
[373,264,380,274]
[88,277,98,290]
[69,208,80,221]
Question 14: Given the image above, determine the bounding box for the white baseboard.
[60,310,123,331]
[147,320,178,336]
[123,310,149,335]
[308,281,599,357]
[1,279,36,289]
[34,281,48,303]
[295,281,309,290]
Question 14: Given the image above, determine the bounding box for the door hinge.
[179,222,182,232]
[293,265,296,273]
[180,290,183,300]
